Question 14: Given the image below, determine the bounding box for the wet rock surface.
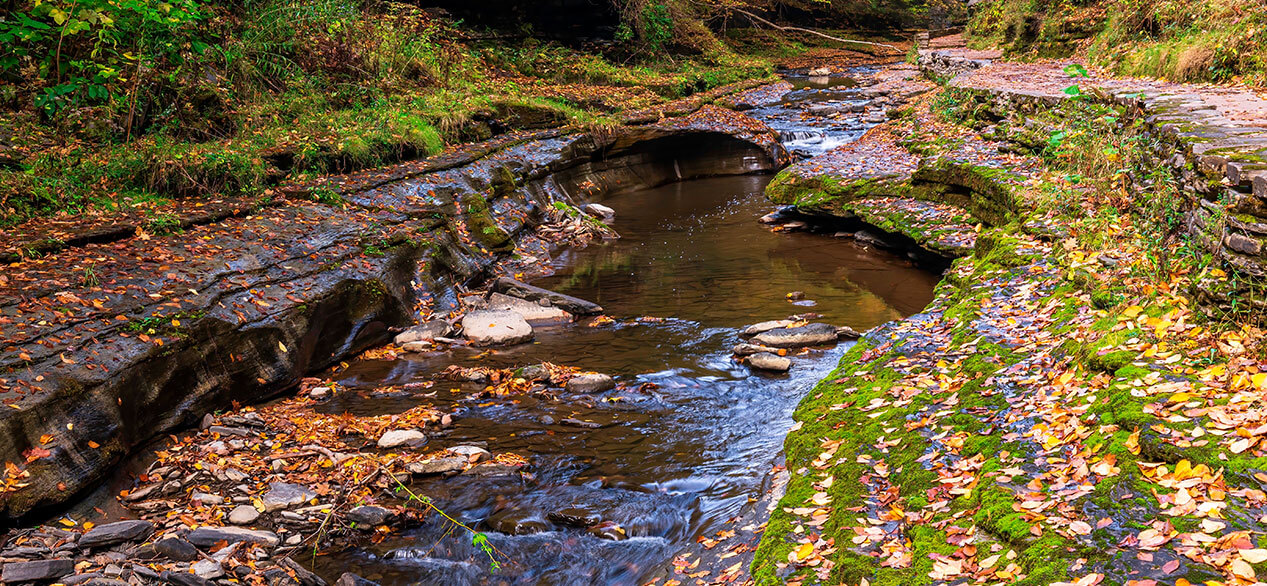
[460,309,534,346]
[752,322,840,347]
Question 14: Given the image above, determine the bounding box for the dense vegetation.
[968,0,1267,85]
[0,0,936,229]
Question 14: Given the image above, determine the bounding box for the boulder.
[1,560,76,583]
[753,323,839,348]
[407,457,467,476]
[187,527,279,548]
[376,429,427,449]
[747,352,792,372]
[394,321,452,346]
[227,505,260,525]
[346,506,391,526]
[565,374,615,393]
[461,310,534,346]
[732,343,779,356]
[492,277,603,315]
[741,320,794,336]
[262,482,317,511]
[78,520,155,549]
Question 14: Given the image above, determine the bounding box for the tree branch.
[731,8,902,54]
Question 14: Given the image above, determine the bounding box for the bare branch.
[731,8,902,54]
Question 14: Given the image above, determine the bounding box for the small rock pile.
[733,318,862,372]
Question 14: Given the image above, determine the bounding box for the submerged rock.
[566,373,615,393]
[748,352,792,372]
[753,322,839,348]
[548,508,601,527]
[461,310,534,346]
[486,510,550,535]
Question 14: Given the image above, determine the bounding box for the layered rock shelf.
[0,108,787,520]
[922,48,1267,309]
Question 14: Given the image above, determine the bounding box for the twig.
[731,8,902,54]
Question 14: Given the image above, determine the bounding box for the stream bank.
[752,45,1267,586]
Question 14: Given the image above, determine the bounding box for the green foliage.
[1,0,206,116]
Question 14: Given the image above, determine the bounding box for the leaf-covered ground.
[753,71,1267,586]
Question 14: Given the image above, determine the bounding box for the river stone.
[548,508,600,527]
[2,559,75,583]
[192,560,223,580]
[808,67,831,76]
[449,445,491,462]
[584,203,616,221]
[278,557,327,586]
[393,321,452,345]
[732,343,779,356]
[262,482,317,511]
[346,505,391,526]
[154,538,200,562]
[407,457,466,476]
[836,325,862,339]
[480,292,571,322]
[492,277,603,315]
[748,352,792,372]
[515,364,549,381]
[753,323,839,348]
[161,570,210,586]
[335,573,381,586]
[376,429,427,449]
[587,521,628,541]
[741,320,794,336]
[486,510,550,535]
[187,527,278,548]
[227,504,260,525]
[461,310,534,346]
[565,373,615,393]
[78,519,155,549]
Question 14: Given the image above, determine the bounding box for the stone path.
[922,47,1267,285]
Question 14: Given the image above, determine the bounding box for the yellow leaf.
[1122,305,1143,318]
[278,341,288,353]
[794,543,814,561]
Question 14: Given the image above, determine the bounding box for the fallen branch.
[732,8,902,54]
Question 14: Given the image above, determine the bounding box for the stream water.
[306,170,938,584]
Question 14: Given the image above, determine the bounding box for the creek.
[306,172,937,584]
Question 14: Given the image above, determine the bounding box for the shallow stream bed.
[306,173,938,585]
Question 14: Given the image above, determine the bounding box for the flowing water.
[307,171,938,584]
